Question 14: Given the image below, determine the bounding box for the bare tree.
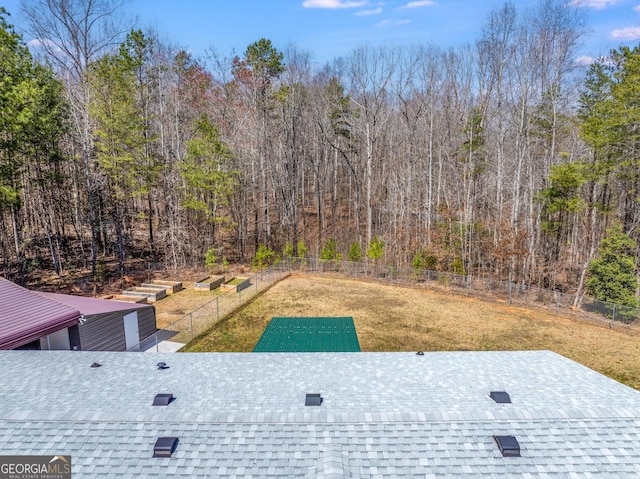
[21,0,129,79]
[20,0,130,279]
[345,45,399,245]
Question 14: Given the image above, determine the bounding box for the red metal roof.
[36,292,152,316]
[0,279,81,350]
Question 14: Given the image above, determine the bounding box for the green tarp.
[253,317,361,352]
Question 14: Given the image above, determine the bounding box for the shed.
[37,292,156,351]
[0,278,80,350]
[0,277,156,351]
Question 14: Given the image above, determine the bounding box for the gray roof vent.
[490,391,511,403]
[305,393,323,406]
[90,362,102,368]
[156,362,169,370]
[416,351,425,356]
[153,437,179,458]
[494,435,521,457]
[152,394,174,406]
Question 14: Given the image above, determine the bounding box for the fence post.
[255,275,258,293]
[238,290,242,305]
[216,296,220,322]
[612,303,617,323]
[189,313,193,341]
[155,331,159,352]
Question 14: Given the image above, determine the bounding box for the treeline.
[0,0,639,305]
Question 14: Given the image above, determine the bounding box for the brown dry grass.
[182,274,640,389]
[154,281,223,329]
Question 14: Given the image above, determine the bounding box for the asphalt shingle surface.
[1,350,640,478]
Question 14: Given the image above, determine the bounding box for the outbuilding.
[37,292,156,351]
[0,278,81,350]
[0,278,156,351]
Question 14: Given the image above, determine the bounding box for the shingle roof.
[0,278,80,349]
[2,350,640,478]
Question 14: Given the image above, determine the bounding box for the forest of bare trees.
[1,0,639,304]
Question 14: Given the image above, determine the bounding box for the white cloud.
[26,38,66,58]
[574,55,596,67]
[376,19,410,26]
[401,0,436,8]
[634,4,640,11]
[302,0,368,8]
[27,38,57,49]
[611,26,640,40]
[355,7,382,15]
[569,0,619,8]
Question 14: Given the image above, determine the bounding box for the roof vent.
[494,435,520,457]
[490,391,511,404]
[153,437,179,458]
[152,394,175,406]
[90,362,102,368]
[156,362,169,370]
[416,351,425,356]
[305,393,323,406]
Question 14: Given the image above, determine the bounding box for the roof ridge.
[305,444,347,479]
[3,416,638,426]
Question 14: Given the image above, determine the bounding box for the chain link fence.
[129,265,291,351]
[285,257,640,328]
[132,256,639,351]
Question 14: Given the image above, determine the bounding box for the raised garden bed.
[142,280,183,294]
[122,287,167,302]
[102,294,148,304]
[194,275,225,291]
[220,276,251,293]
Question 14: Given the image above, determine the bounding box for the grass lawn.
[182,273,640,390]
[154,282,222,329]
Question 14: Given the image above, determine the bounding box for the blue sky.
[3,0,640,65]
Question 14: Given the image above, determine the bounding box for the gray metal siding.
[79,311,126,351]
[68,325,81,350]
[78,306,155,351]
[136,307,156,341]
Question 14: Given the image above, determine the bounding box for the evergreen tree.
[89,36,145,274]
[347,242,363,262]
[0,9,66,279]
[297,240,308,259]
[366,236,385,262]
[320,238,341,261]
[181,113,237,224]
[580,46,640,232]
[253,243,274,269]
[537,162,586,261]
[586,224,638,307]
